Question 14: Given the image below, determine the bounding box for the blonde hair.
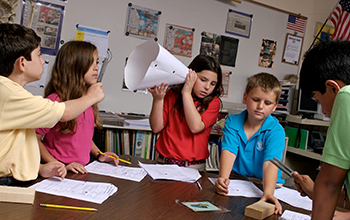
[245,72,281,103]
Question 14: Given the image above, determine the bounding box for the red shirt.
[155,89,220,161]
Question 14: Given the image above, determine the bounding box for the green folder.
[285,126,309,150]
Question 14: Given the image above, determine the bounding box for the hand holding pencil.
[98,151,131,165]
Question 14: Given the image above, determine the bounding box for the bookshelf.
[285,114,329,160]
[274,84,296,115]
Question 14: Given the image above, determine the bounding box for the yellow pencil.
[40,203,97,212]
[98,152,132,164]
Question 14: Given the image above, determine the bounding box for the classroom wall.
[13,0,337,115]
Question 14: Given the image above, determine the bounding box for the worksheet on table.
[29,177,117,204]
[85,161,147,182]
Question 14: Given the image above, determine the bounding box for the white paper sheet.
[279,210,311,220]
[208,177,263,197]
[124,40,189,90]
[85,161,147,182]
[138,162,201,183]
[208,177,312,211]
[274,187,312,211]
[29,177,117,204]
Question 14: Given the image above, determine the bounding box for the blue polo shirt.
[222,110,285,183]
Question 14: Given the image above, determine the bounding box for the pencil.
[196,181,202,190]
[98,152,132,164]
[40,203,97,212]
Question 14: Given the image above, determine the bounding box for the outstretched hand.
[147,82,169,101]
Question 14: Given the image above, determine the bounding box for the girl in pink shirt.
[36,41,119,174]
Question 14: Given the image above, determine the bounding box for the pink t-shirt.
[35,93,94,165]
[155,89,220,161]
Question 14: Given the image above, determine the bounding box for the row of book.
[93,128,159,160]
[205,136,222,171]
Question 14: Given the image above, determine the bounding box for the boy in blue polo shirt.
[215,72,285,215]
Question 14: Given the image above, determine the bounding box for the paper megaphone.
[124,40,189,90]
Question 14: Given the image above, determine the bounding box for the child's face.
[84,50,99,85]
[24,46,45,84]
[192,70,218,99]
[243,86,277,121]
[311,89,336,117]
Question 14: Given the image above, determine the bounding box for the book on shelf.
[134,131,143,158]
[285,126,309,150]
[122,130,130,155]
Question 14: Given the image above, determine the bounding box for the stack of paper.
[138,162,201,183]
[124,118,150,128]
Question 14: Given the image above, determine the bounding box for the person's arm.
[148,83,169,133]
[215,150,236,195]
[36,133,60,163]
[261,160,282,215]
[311,162,347,220]
[60,82,104,122]
[182,70,205,133]
[91,141,119,166]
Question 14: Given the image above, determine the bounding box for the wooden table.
[0,156,311,220]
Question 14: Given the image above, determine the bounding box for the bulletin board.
[16,0,306,114]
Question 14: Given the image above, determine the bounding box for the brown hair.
[172,55,223,119]
[45,41,101,133]
[0,23,41,76]
[245,72,281,103]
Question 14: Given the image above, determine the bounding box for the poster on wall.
[124,3,160,40]
[164,24,194,57]
[21,0,64,55]
[258,39,277,68]
[200,31,239,67]
[200,31,220,61]
[225,9,252,38]
[282,34,303,65]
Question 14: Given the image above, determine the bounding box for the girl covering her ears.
[148,54,223,171]
[36,41,119,174]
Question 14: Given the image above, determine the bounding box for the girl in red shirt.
[148,55,223,171]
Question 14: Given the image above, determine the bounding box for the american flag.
[287,14,306,33]
[330,0,350,40]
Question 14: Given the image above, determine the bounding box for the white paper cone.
[124,40,189,90]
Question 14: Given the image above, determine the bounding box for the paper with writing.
[138,162,201,183]
[29,177,117,204]
[85,161,147,182]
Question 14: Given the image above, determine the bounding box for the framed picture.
[314,22,334,44]
[281,34,303,66]
[124,3,160,40]
[164,24,194,57]
[258,39,277,69]
[200,31,239,67]
[21,0,64,55]
[225,9,252,38]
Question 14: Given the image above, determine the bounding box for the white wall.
[13,0,338,115]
